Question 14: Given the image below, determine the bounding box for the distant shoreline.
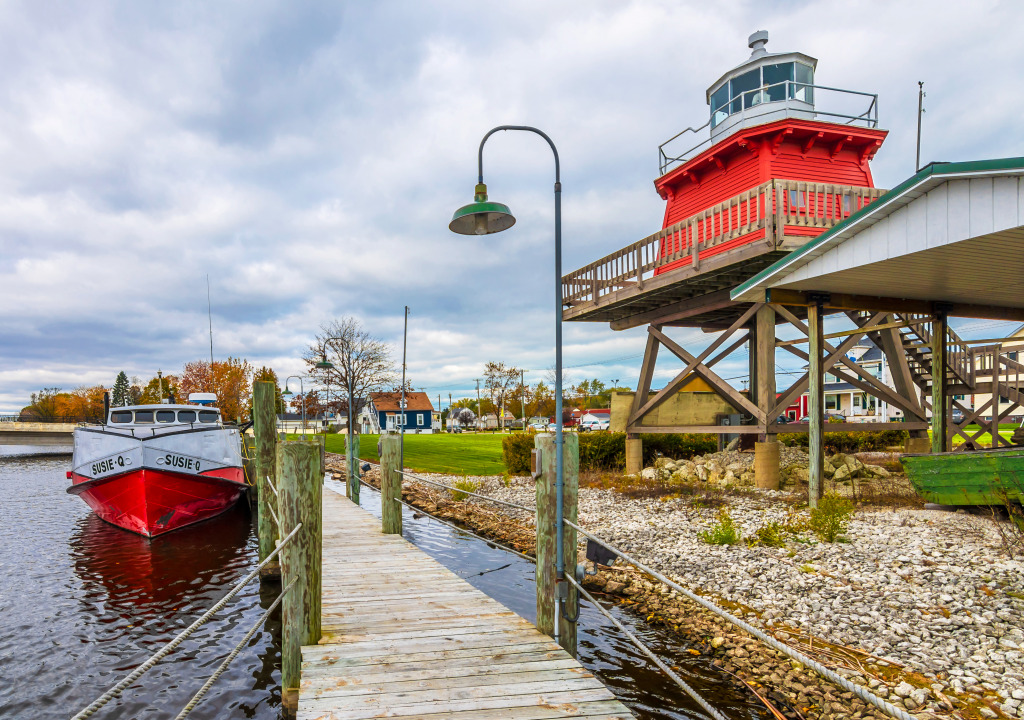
[0,447,72,460]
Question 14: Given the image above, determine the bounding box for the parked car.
[775,415,790,425]
[951,408,965,424]
[580,418,610,432]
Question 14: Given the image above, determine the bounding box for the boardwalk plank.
[298,490,634,720]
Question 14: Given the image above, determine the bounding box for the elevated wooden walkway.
[298,490,634,720]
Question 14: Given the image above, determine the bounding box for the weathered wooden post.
[348,433,361,503]
[932,312,948,454]
[276,440,323,714]
[534,432,579,656]
[253,381,280,572]
[314,434,326,477]
[379,435,403,534]
[808,299,825,507]
[754,304,781,489]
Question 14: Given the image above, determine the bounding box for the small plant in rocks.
[809,492,855,542]
[452,477,480,501]
[699,508,742,545]
[748,520,788,548]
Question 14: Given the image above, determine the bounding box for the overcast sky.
[2,0,1023,412]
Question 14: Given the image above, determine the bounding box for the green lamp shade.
[315,360,334,370]
[449,201,516,235]
[282,388,293,397]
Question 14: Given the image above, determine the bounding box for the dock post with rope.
[534,432,579,657]
[379,434,403,534]
[276,439,323,713]
[253,381,280,573]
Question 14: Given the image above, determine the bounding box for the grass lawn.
[318,432,509,476]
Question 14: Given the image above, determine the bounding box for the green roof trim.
[731,156,1024,301]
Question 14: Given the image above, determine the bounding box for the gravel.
[408,462,1024,716]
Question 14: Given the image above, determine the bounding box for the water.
[0,452,765,719]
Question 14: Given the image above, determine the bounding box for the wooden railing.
[561,180,885,308]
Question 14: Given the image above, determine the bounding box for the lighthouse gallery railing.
[560,179,885,309]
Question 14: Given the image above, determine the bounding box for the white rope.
[71,523,303,720]
[564,573,728,720]
[563,519,919,720]
[173,579,296,719]
[396,468,536,513]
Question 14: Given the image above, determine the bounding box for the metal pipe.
[284,376,305,434]
[476,125,568,627]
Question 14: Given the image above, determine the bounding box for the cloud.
[1,0,1022,412]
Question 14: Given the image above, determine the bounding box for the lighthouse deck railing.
[659,82,879,175]
[561,179,885,312]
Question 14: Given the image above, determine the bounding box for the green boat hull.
[903,448,1024,506]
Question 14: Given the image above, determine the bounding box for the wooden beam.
[771,421,929,433]
[775,319,915,347]
[626,425,765,434]
[648,326,765,422]
[609,289,737,331]
[932,313,948,453]
[863,312,925,421]
[756,304,777,439]
[808,300,824,508]
[629,329,660,424]
[765,288,1024,322]
[629,305,760,424]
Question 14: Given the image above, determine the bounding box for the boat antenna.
[207,274,216,394]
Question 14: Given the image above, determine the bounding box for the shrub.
[699,508,742,545]
[809,493,855,542]
[452,477,480,502]
[501,431,717,474]
[778,428,908,454]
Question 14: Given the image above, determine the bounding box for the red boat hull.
[67,467,247,538]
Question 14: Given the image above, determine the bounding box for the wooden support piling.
[625,435,642,475]
[347,433,361,503]
[534,433,579,657]
[379,435,403,535]
[932,313,948,454]
[253,382,280,571]
[276,440,323,714]
[808,300,825,507]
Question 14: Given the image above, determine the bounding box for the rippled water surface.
[0,450,764,719]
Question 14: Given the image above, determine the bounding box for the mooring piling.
[253,381,281,572]
[379,434,403,535]
[534,432,579,657]
[275,439,323,713]
[347,433,360,503]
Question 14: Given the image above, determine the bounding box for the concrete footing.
[625,436,642,475]
[754,441,780,490]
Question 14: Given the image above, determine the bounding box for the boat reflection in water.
[69,501,284,717]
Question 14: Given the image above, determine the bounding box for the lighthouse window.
[794,63,814,103]
[762,62,794,102]
[710,84,730,127]
[730,69,760,113]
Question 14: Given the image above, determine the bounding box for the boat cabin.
[107,404,223,427]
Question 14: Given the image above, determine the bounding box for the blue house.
[367,392,435,434]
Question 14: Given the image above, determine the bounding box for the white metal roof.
[731,158,1024,308]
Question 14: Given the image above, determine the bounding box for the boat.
[67,395,248,537]
[903,446,1024,507]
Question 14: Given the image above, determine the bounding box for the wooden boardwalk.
[297,489,635,720]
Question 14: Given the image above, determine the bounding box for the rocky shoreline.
[328,452,1024,719]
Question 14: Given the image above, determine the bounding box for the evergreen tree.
[112,371,131,407]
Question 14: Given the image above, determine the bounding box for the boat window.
[762,62,793,102]
[198,411,219,423]
[178,410,197,423]
[134,410,155,424]
[729,69,760,113]
[110,411,132,424]
[710,83,730,128]
[793,63,814,103]
[156,410,176,423]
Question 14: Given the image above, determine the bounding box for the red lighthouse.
[652,30,887,276]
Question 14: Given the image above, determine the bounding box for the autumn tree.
[483,362,520,430]
[138,374,179,405]
[252,367,286,413]
[178,358,254,422]
[23,388,62,420]
[112,372,131,407]
[532,381,554,417]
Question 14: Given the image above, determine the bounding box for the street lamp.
[449,125,569,625]
[313,339,359,498]
[282,376,305,434]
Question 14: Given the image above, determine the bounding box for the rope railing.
[562,519,919,720]
[564,572,728,720]
[396,468,536,514]
[174,579,296,720]
[71,523,303,720]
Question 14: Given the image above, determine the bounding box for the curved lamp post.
[282,375,305,434]
[449,125,568,624]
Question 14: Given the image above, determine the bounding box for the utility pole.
[475,378,481,431]
[916,81,925,172]
[448,392,452,430]
[521,369,527,430]
[401,306,409,469]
